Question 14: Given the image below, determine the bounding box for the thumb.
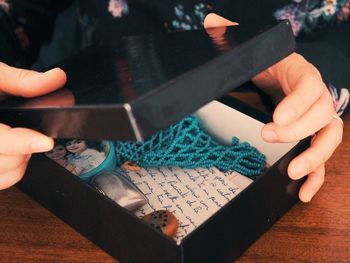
[0,62,67,98]
[0,123,54,155]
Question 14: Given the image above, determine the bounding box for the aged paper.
[122,166,252,243]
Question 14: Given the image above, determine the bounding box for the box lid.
[0,21,295,141]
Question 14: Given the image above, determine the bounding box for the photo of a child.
[45,139,109,177]
[45,141,79,175]
[65,139,106,176]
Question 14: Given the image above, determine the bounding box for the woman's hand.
[204,14,343,202]
[0,62,66,190]
[253,53,342,202]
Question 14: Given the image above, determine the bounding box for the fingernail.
[45,68,58,74]
[31,139,53,152]
[262,128,278,142]
[303,190,315,203]
[46,67,64,74]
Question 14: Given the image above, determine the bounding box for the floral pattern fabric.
[167,3,211,31]
[328,85,350,115]
[108,0,129,18]
[274,0,350,36]
[0,0,9,13]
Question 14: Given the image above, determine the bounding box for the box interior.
[110,99,300,244]
[196,100,298,166]
[38,97,300,247]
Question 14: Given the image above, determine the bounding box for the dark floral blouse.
[1,0,349,114]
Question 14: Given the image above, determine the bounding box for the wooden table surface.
[0,100,349,263]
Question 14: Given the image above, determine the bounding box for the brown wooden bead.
[143,210,178,237]
[121,161,141,172]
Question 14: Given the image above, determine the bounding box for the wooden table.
[1,101,349,263]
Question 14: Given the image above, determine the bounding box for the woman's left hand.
[204,13,343,203]
[253,53,343,202]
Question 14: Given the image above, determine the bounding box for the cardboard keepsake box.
[0,21,309,263]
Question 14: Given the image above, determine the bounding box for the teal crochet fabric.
[114,116,266,179]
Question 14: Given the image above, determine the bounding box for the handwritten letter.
[122,166,252,244]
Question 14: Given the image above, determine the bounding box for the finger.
[0,62,67,98]
[298,164,325,203]
[0,154,30,174]
[0,161,28,190]
[273,71,325,126]
[271,53,321,93]
[203,13,238,28]
[0,123,54,155]
[287,117,343,180]
[262,89,334,142]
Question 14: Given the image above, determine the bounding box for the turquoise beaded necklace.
[114,116,266,179]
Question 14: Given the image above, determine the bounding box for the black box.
[0,21,308,263]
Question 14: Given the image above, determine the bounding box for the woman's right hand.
[0,62,66,190]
